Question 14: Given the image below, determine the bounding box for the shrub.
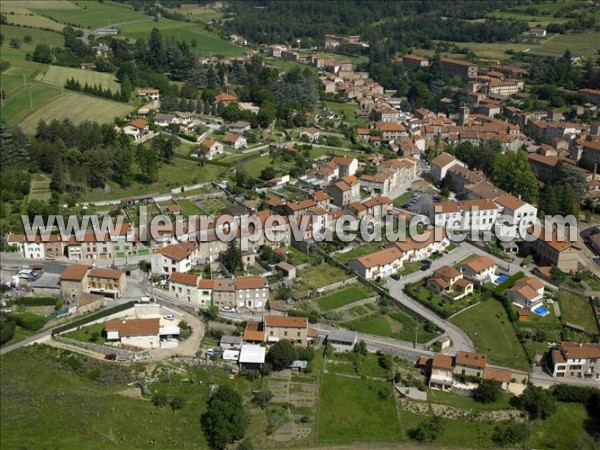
[9,312,46,331]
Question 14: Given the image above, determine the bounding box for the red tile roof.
[264,315,307,329]
[105,318,160,337]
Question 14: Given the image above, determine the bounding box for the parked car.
[420,260,432,271]
[220,306,235,313]
[164,314,175,321]
[391,273,401,280]
[17,270,32,279]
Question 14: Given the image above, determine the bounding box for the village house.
[483,367,512,391]
[348,247,404,280]
[528,227,578,272]
[441,58,478,80]
[214,92,238,106]
[105,317,180,349]
[263,315,313,346]
[458,255,497,283]
[431,152,463,183]
[229,121,251,134]
[168,271,201,305]
[331,156,358,176]
[401,54,429,69]
[151,242,199,275]
[551,342,600,380]
[197,139,224,159]
[507,276,545,308]
[426,265,474,300]
[222,133,247,150]
[429,199,502,231]
[300,127,321,143]
[528,28,547,37]
[60,264,127,301]
[454,351,487,378]
[326,175,361,207]
[121,119,149,143]
[494,193,538,237]
[428,353,455,390]
[390,229,450,262]
[137,89,160,100]
[234,275,269,310]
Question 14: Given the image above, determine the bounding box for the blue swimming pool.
[495,274,509,283]
[533,306,550,317]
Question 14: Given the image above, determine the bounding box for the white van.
[139,296,151,303]
[17,270,33,279]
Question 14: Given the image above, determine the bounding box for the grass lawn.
[336,241,388,264]
[428,388,515,412]
[398,261,421,277]
[241,154,296,178]
[318,374,399,443]
[308,146,366,161]
[176,198,202,216]
[33,1,149,28]
[406,282,480,318]
[119,19,244,57]
[450,299,530,370]
[327,353,389,378]
[41,65,121,91]
[344,310,438,344]
[0,25,64,49]
[399,411,498,447]
[18,91,133,134]
[0,325,36,348]
[286,246,315,266]
[528,402,600,449]
[164,4,223,22]
[86,156,225,202]
[63,322,106,344]
[316,284,374,311]
[558,289,599,334]
[296,263,351,290]
[393,191,413,207]
[0,345,255,449]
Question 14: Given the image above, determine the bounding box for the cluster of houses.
[428,150,580,272]
[422,350,513,391]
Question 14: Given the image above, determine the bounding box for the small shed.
[238,344,266,370]
[220,335,243,350]
[276,262,297,280]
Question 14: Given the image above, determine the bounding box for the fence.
[54,336,150,361]
[51,301,136,335]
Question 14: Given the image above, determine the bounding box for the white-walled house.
[198,139,224,159]
[430,199,502,231]
[168,271,201,305]
[348,247,403,280]
[458,255,497,282]
[431,152,463,183]
[151,242,198,275]
[494,193,538,237]
[507,276,545,308]
[222,133,247,150]
[391,229,449,261]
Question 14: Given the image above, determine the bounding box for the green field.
[451,299,529,370]
[0,25,65,50]
[0,345,257,449]
[33,1,150,28]
[86,157,225,202]
[63,322,106,344]
[444,31,600,61]
[164,4,223,23]
[118,19,244,57]
[296,263,351,290]
[527,402,600,449]
[18,91,133,134]
[344,310,438,344]
[315,284,374,311]
[558,289,599,334]
[41,65,121,91]
[318,374,399,443]
[241,154,296,178]
[428,388,515,412]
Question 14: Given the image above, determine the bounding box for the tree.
[492,421,530,445]
[201,385,249,450]
[136,144,159,183]
[492,151,539,203]
[222,239,242,272]
[266,340,298,371]
[32,44,52,63]
[473,379,502,403]
[23,35,32,44]
[50,158,65,193]
[353,339,368,356]
[151,392,167,407]
[0,314,16,345]
[260,166,277,181]
[409,415,443,443]
[251,390,273,409]
[517,385,556,420]
[170,396,185,411]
